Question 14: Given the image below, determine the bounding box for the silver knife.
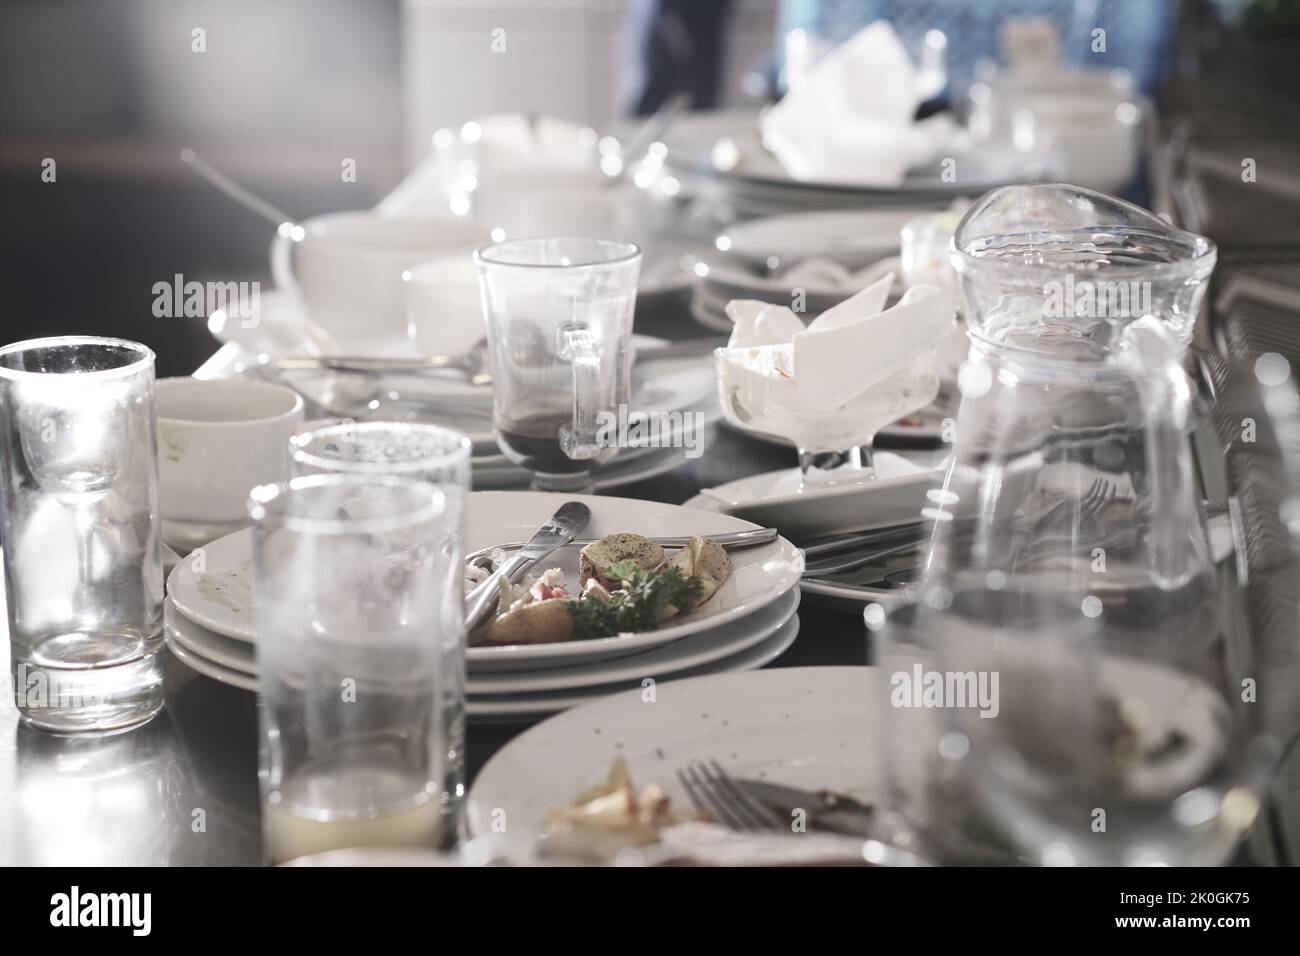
[464,501,592,636]
[734,779,876,838]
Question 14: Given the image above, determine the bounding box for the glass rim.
[156,376,305,427]
[0,336,155,382]
[248,473,448,536]
[949,183,1218,282]
[473,236,641,271]
[288,420,473,476]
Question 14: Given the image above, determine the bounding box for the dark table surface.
[0,292,877,866]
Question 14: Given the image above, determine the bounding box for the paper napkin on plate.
[760,21,955,186]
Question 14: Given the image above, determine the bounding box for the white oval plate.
[166,492,804,665]
[463,494,802,670]
[466,666,877,845]
[467,587,798,694]
[161,580,796,693]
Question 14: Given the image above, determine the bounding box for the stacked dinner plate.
[200,291,721,491]
[659,110,1046,221]
[163,492,804,722]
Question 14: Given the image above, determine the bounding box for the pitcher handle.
[557,325,607,461]
[270,226,300,298]
[1121,316,1210,590]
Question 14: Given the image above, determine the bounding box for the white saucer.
[685,450,947,539]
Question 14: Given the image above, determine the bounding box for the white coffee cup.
[155,377,304,552]
[270,211,484,344]
[405,253,486,359]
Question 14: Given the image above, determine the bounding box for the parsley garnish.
[566,562,704,640]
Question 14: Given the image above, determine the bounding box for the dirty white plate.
[466,666,878,844]
[467,586,798,694]
[166,492,803,667]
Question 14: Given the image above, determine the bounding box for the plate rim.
[465,664,872,838]
[465,604,801,718]
[467,586,800,694]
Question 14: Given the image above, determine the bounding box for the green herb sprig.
[566,561,703,640]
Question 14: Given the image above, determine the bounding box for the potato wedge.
[666,536,731,609]
[580,532,665,590]
[482,599,574,645]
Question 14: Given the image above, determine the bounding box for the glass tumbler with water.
[0,336,164,734]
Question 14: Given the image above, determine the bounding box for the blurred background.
[1,0,1296,375]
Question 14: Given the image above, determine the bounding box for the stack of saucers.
[163,493,804,723]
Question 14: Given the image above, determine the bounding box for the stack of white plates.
[201,291,721,491]
[163,492,804,722]
[660,110,1046,220]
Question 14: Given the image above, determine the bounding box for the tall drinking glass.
[251,474,457,864]
[0,336,164,734]
[475,237,640,492]
[287,420,471,831]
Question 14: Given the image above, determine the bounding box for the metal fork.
[676,760,785,832]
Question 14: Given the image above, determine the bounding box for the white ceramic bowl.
[155,377,304,552]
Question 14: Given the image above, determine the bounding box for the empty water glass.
[0,336,164,734]
[475,237,640,492]
[251,474,460,864]
[287,420,471,828]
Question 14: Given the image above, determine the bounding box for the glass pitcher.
[475,237,640,492]
[876,185,1274,865]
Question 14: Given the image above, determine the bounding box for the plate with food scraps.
[165,492,803,656]
[162,581,798,694]
[464,492,802,670]
[466,586,799,694]
[465,666,880,859]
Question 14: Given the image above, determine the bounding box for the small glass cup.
[0,336,165,734]
[475,237,640,492]
[251,474,459,865]
[287,420,471,831]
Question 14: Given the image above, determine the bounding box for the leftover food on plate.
[536,757,702,863]
[467,532,732,646]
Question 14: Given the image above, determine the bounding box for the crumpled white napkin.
[724,272,957,410]
[760,21,955,186]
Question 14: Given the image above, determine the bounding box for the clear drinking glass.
[287,420,471,832]
[876,185,1272,865]
[475,237,640,492]
[0,336,164,734]
[250,473,458,864]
